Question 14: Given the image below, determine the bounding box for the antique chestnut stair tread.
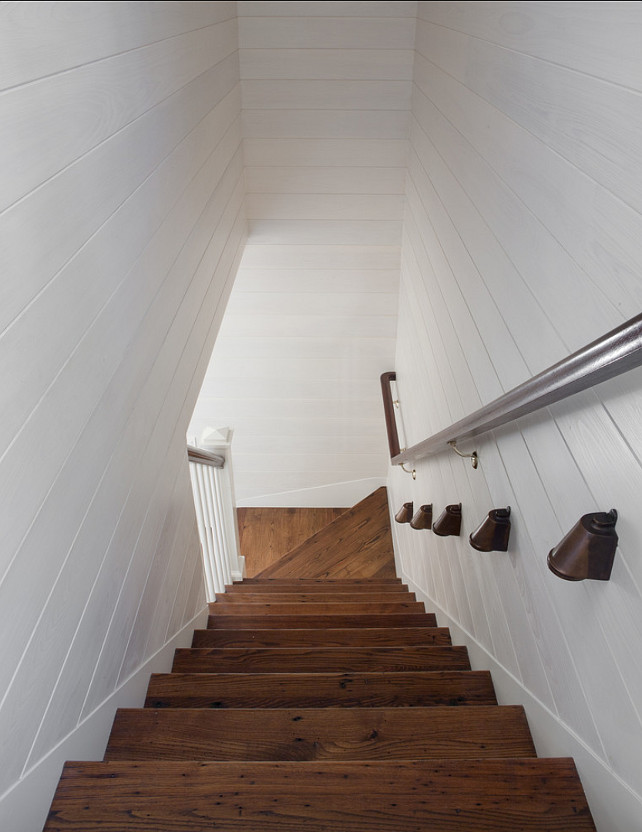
[171,645,471,673]
[192,625,453,648]
[232,576,404,585]
[206,613,437,629]
[208,600,425,615]
[105,705,536,761]
[215,591,416,603]
[145,670,497,708]
[43,495,596,831]
[45,759,595,831]
[228,581,406,593]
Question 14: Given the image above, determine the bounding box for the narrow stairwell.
[44,490,596,830]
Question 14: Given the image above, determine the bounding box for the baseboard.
[236,477,387,508]
[0,607,209,832]
[402,573,642,832]
[231,555,246,582]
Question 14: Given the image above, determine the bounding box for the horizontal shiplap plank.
[416,18,642,217]
[240,47,414,79]
[206,355,392,383]
[192,396,386,420]
[208,334,395,362]
[412,51,642,315]
[243,109,409,139]
[188,415,386,440]
[224,290,397,315]
[0,95,242,463]
[240,244,401,269]
[421,0,642,91]
[244,137,408,167]
[197,376,380,401]
[239,2,418,17]
[217,312,397,337]
[230,433,388,456]
[245,166,406,194]
[1,192,245,793]
[209,335,395,360]
[230,452,387,474]
[246,194,404,220]
[239,16,416,49]
[1,54,240,337]
[0,1,235,88]
[242,79,411,110]
[232,269,399,293]
[19,197,246,774]
[409,87,618,356]
[0,20,238,213]
[247,219,401,245]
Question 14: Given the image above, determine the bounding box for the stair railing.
[382,313,642,468]
[187,437,244,600]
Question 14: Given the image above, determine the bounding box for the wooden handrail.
[384,313,642,467]
[187,445,225,468]
[380,371,401,458]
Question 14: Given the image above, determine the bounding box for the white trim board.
[0,607,209,832]
[236,476,386,507]
[401,573,642,832]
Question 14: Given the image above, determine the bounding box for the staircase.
[44,489,596,831]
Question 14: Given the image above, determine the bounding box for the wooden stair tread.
[145,670,497,708]
[236,577,403,586]
[216,591,416,602]
[105,705,536,761]
[192,626,452,647]
[208,601,425,615]
[46,759,596,831]
[206,613,437,629]
[171,646,471,673]
[42,489,596,832]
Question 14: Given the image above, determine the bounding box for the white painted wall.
[389,3,642,830]
[0,4,245,829]
[188,1,417,505]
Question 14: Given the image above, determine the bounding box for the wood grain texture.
[237,507,346,576]
[238,577,402,585]
[216,591,414,602]
[207,613,437,630]
[105,705,535,761]
[192,627,452,648]
[145,671,497,709]
[257,487,396,578]
[45,759,595,831]
[171,646,470,673]
[208,601,425,615]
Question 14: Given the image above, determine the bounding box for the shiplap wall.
[0,3,245,827]
[389,3,642,829]
[188,1,416,505]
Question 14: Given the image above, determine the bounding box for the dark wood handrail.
[187,445,225,468]
[380,371,401,458]
[384,313,642,467]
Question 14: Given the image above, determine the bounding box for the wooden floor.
[237,507,346,576]
[257,488,397,579]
